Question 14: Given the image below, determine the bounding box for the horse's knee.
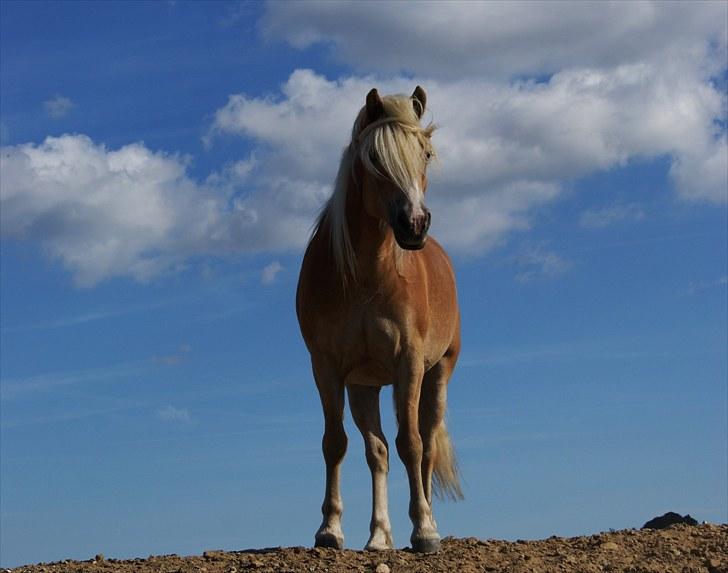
[323,424,347,464]
[364,436,389,473]
[396,429,422,465]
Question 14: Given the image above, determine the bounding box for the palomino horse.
[296,86,461,553]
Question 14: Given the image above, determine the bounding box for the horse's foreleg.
[313,357,347,549]
[394,360,440,553]
[347,384,393,551]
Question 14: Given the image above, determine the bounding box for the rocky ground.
[9,523,727,573]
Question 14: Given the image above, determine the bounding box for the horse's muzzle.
[390,201,431,250]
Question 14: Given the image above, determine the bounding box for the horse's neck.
[344,179,399,279]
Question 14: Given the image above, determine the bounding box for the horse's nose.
[411,206,431,237]
[389,197,430,248]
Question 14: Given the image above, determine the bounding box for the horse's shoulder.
[419,237,456,283]
[423,236,452,262]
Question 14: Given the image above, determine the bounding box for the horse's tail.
[432,421,464,501]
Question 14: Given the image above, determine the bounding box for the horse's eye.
[425,151,432,162]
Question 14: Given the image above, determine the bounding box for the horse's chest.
[365,312,402,355]
[339,305,400,358]
[328,304,402,385]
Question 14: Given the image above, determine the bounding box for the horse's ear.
[412,86,426,119]
[366,88,384,122]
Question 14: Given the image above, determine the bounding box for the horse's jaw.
[394,234,428,250]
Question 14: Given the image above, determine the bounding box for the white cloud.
[579,203,645,229]
[1,299,176,333]
[155,405,190,422]
[43,95,75,118]
[685,275,728,296]
[258,1,728,202]
[207,63,726,252]
[427,65,725,203]
[514,246,572,283]
[206,69,385,181]
[261,1,727,80]
[2,135,198,285]
[151,344,192,366]
[206,71,599,253]
[669,139,728,203]
[432,182,560,253]
[261,260,283,285]
[0,135,311,286]
[1,363,145,399]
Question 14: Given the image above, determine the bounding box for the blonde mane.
[315,94,436,281]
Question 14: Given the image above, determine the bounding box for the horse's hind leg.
[419,361,447,508]
[347,384,394,551]
[419,352,461,508]
[312,355,347,549]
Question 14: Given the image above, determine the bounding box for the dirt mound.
[10,524,727,573]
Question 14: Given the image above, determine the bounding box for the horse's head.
[353,86,435,250]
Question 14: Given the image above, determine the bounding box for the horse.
[296,86,462,554]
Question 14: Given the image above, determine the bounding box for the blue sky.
[1,1,726,568]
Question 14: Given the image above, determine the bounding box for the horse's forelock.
[356,95,435,192]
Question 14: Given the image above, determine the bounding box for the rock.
[600,542,620,551]
[375,564,390,573]
[642,512,698,530]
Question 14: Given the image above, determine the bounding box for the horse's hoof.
[364,538,393,551]
[314,531,344,549]
[411,533,441,553]
[364,528,394,551]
